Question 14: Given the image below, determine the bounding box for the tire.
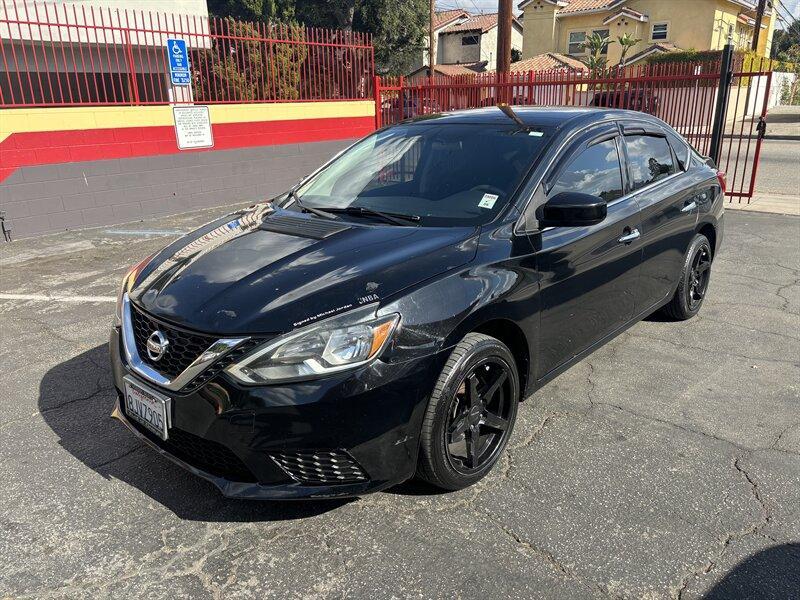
[661,233,713,321]
[416,333,520,491]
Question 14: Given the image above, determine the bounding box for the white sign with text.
[173,105,214,150]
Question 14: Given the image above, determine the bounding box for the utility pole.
[496,0,513,74]
[751,0,768,52]
[429,0,435,75]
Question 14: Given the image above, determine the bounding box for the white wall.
[439,31,482,64]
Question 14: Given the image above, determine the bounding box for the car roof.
[402,106,665,132]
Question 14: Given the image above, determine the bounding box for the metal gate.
[374,56,773,203]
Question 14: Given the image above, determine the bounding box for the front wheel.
[661,233,713,321]
[416,333,519,491]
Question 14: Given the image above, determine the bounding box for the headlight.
[114,255,154,326]
[226,305,400,384]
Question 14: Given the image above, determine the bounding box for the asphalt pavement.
[0,208,798,599]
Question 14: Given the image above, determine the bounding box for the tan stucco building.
[519,0,779,65]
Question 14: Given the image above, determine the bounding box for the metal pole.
[373,74,382,129]
[429,0,435,73]
[496,0,512,75]
[709,33,734,165]
[751,0,767,52]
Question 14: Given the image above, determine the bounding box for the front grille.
[271,450,368,485]
[130,304,216,379]
[122,402,258,482]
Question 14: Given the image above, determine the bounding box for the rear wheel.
[416,333,519,491]
[661,233,713,321]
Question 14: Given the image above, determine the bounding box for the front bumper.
[109,327,445,499]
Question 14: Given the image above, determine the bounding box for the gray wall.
[0,139,355,240]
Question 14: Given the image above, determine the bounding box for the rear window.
[625,135,676,191]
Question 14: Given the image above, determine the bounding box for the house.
[518,0,779,66]
[412,9,471,72]
[410,10,524,75]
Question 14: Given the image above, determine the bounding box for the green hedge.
[647,49,728,64]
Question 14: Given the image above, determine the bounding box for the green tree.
[617,32,641,66]
[354,0,427,74]
[209,0,429,75]
[207,0,294,22]
[194,18,307,101]
[777,44,800,105]
[772,18,800,58]
[582,31,613,72]
[295,0,357,29]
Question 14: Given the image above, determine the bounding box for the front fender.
[377,225,540,393]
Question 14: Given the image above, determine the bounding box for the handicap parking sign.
[167,38,190,86]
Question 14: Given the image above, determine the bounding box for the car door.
[621,124,698,310]
[531,126,643,379]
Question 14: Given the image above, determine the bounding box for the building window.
[593,28,610,54]
[652,23,669,41]
[461,35,479,46]
[568,31,586,54]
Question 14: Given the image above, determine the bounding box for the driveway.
[0,208,798,599]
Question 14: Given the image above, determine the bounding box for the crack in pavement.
[673,453,772,599]
[627,331,800,367]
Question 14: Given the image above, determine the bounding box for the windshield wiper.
[286,188,339,221]
[324,206,421,226]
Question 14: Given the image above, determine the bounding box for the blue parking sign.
[167,38,190,86]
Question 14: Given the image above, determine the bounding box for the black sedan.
[110,107,724,499]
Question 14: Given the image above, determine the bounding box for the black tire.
[416,333,519,491]
[661,233,713,321]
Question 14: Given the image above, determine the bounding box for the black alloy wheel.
[661,233,713,321]
[445,358,514,475]
[416,333,519,490]
[687,244,712,311]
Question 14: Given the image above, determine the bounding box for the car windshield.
[293,122,550,227]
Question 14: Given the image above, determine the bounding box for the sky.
[434,0,799,28]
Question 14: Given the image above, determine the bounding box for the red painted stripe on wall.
[0,115,375,183]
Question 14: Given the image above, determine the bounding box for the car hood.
[130,204,478,335]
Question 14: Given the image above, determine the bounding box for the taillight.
[716,171,727,196]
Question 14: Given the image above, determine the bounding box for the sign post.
[167,38,190,86]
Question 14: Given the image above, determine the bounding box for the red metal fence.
[0,0,374,107]
[1,1,774,203]
[376,58,774,202]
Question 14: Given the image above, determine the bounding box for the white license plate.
[124,376,171,440]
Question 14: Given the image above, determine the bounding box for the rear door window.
[625,135,676,190]
[549,138,624,203]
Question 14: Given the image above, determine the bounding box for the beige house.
[411,10,524,74]
[519,0,779,66]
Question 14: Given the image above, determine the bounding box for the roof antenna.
[497,104,526,128]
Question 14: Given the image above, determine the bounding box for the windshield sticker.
[478,194,499,209]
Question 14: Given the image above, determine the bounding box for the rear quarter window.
[666,131,691,171]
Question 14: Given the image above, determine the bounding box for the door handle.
[618,228,641,244]
[681,201,697,213]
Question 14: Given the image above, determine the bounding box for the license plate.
[124,376,171,440]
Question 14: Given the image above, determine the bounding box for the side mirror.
[539,192,607,228]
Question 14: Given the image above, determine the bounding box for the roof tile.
[509,53,587,72]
